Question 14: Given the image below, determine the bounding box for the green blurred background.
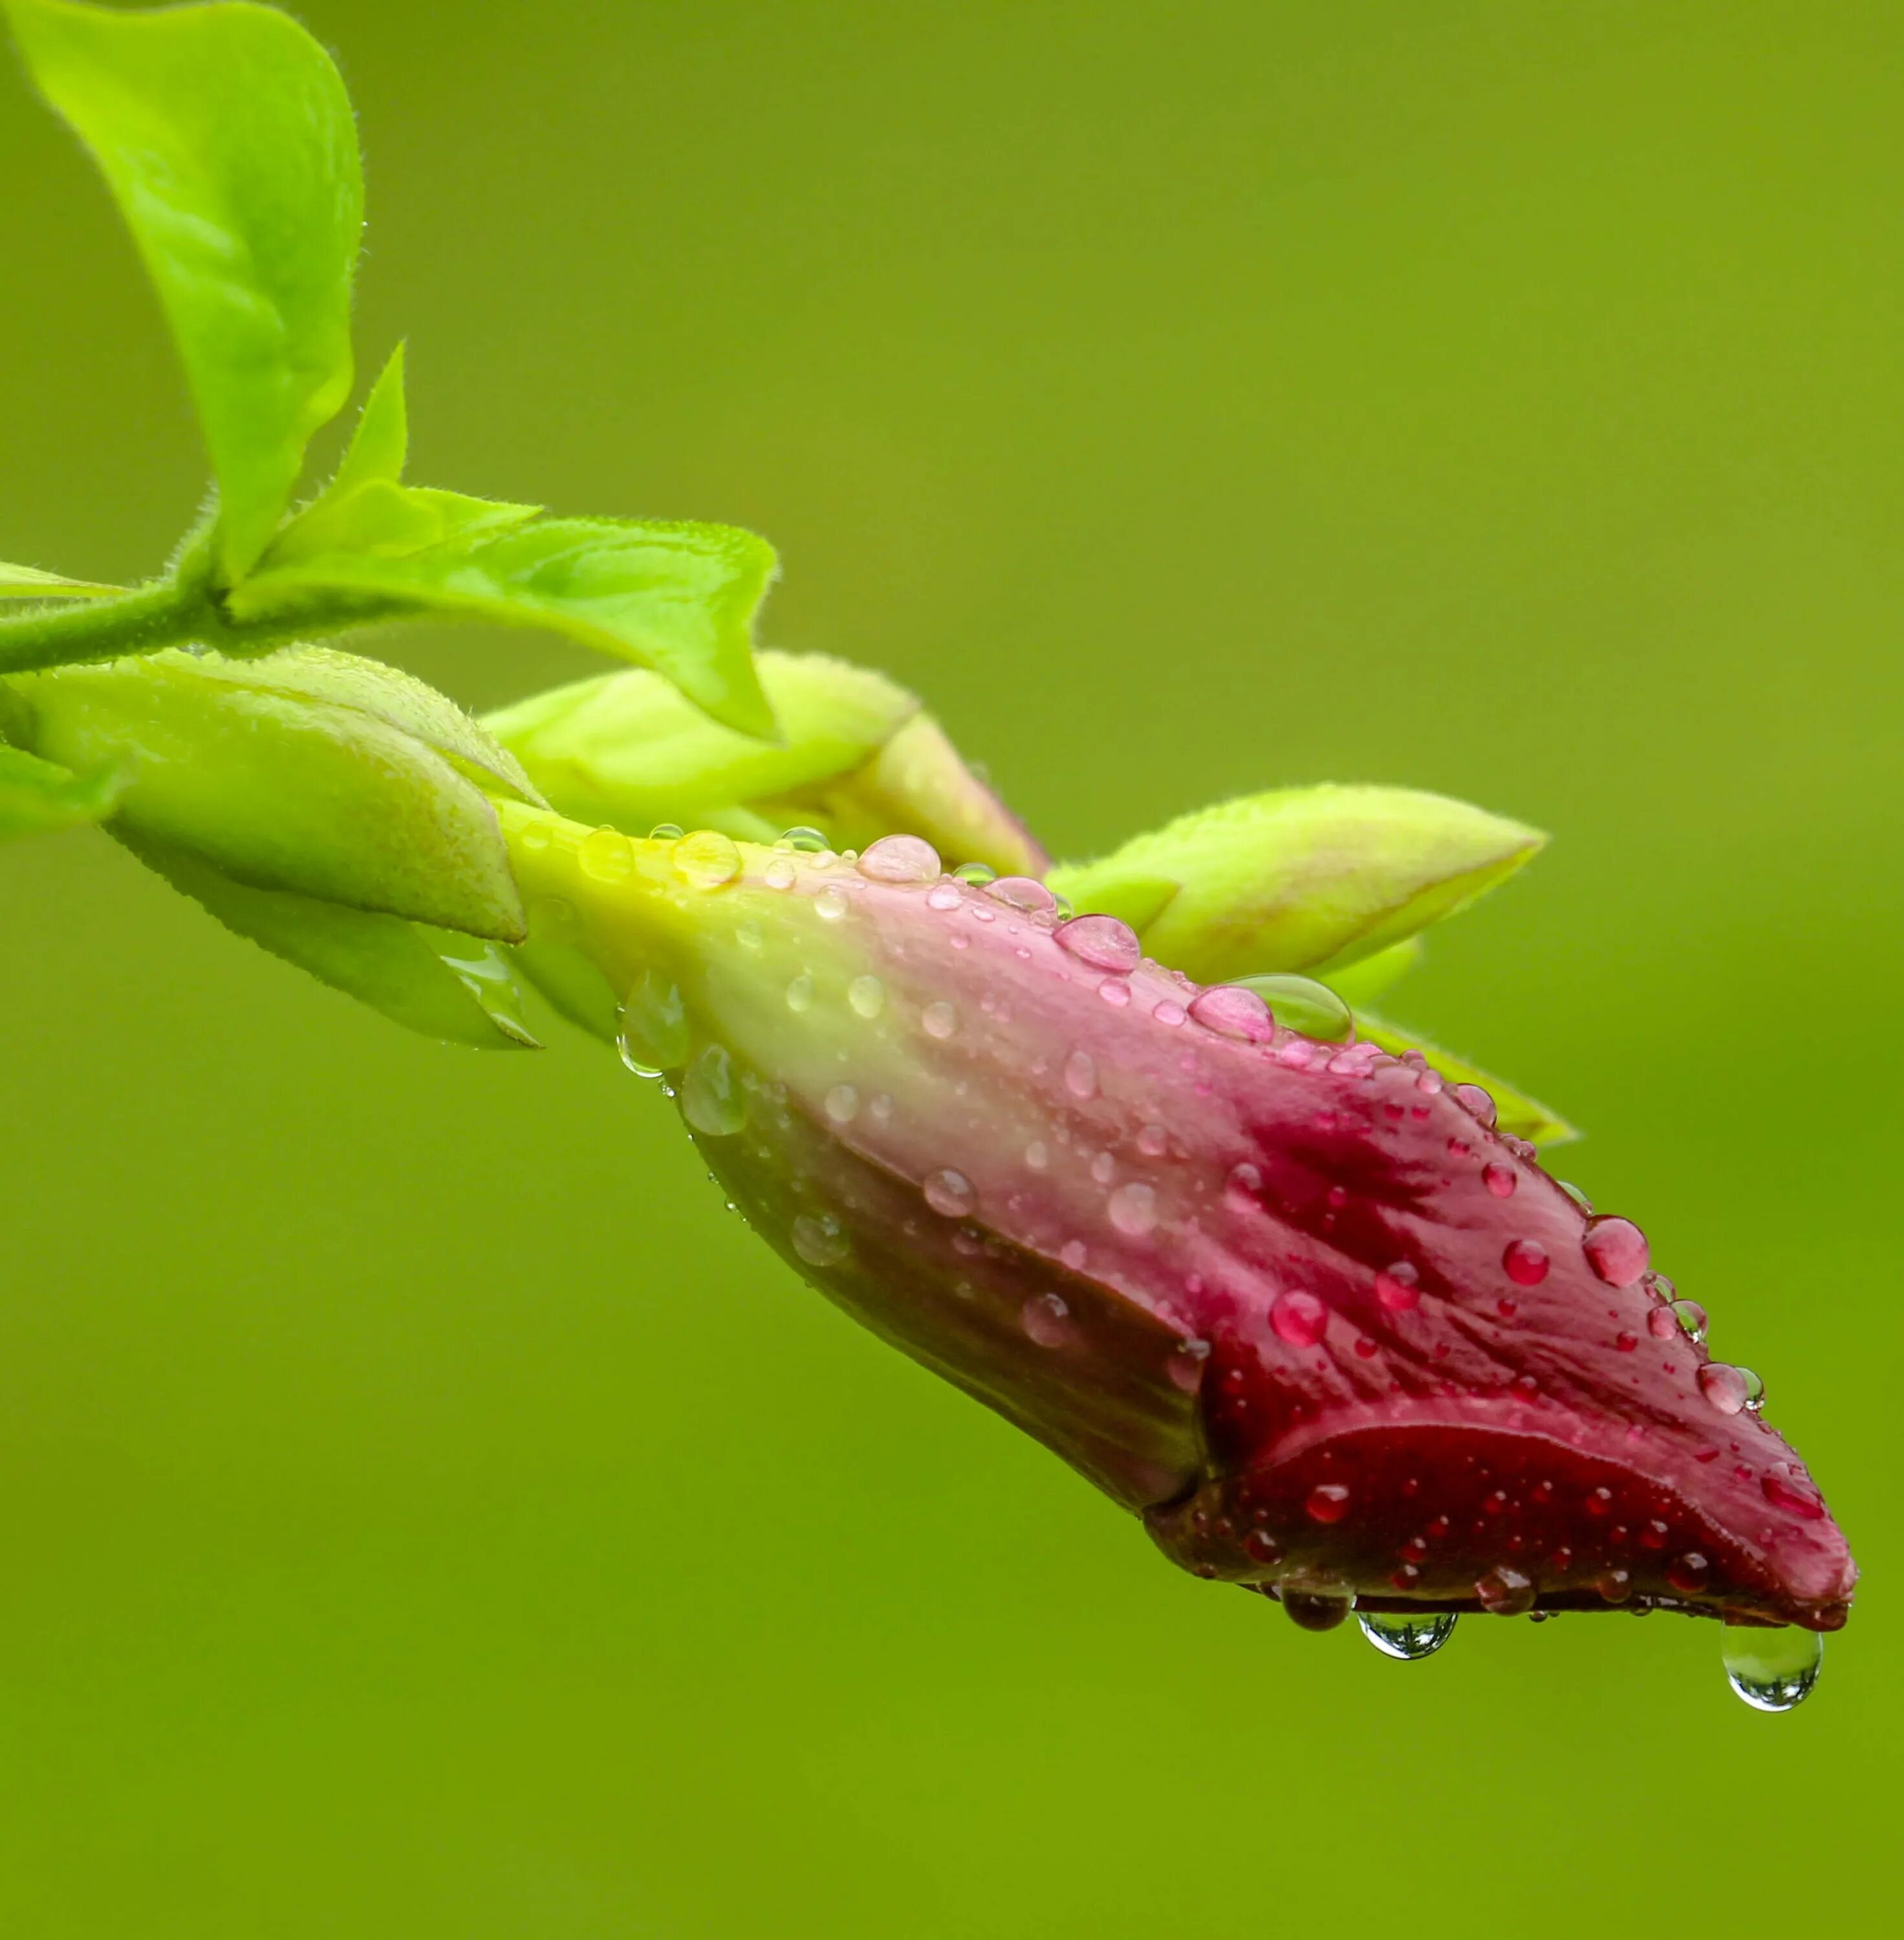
[3,1,1898,1931]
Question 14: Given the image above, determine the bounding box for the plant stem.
[0,572,226,674]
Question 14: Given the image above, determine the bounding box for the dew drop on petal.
[857,834,941,883]
[1136,1121,1169,1157]
[1098,978,1131,1007]
[617,969,689,1076]
[1359,1611,1457,1661]
[1502,1239,1550,1287]
[1454,1084,1497,1127]
[1483,1163,1517,1199]
[987,876,1055,913]
[924,1168,976,1218]
[1090,1151,1116,1185]
[580,826,634,883]
[778,826,829,852]
[1233,973,1354,1042]
[1108,1181,1159,1237]
[673,829,742,889]
[922,1000,958,1040]
[1698,1363,1753,1416]
[785,973,814,1013]
[1374,1262,1421,1313]
[952,861,995,886]
[1060,1239,1087,1271]
[1305,1482,1351,1524]
[1583,1216,1650,1287]
[1475,1566,1536,1615]
[1723,1626,1823,1712]
[648,822,684,841]
[848,974,886,1018]
[1187,985,1275,1042]
[1667,1551,1711,1594]
[682,1044,748,1136]
[1270,1289,1328,1348]
[1021,1291,1076,1348]
[814,886,850,921]
[792,1212,849,1267]
[1152,999,1187,1027]
[1671,1299,1709,1342]
[1054,914,1143,973]
[765,857,797,890]
[1167,1337,1210,1392]
[1064,1050,1099,1099]
[926,881,962,911]
[824,1083,859,1125]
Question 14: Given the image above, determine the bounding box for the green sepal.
[0,740,125,840]
[1048,786,1545,986]
[229,515,780,738]
[15,648,526,939]
[484,651,1048,875]
[1354,1010,1576,1146]
[1324,936,1423,1007]
[259,345,541,570]
[7,0,364,581]
[120,826,540,1049]
[1,560,126,599]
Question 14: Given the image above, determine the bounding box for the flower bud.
[503,808,1855,1633]
[1046,785,1544,986]
[485,651,1046,878]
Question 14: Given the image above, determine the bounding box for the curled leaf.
[1,560,126,599]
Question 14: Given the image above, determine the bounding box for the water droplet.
[1152,999,1187,1027]
[1483,1163,1517,1199]
[1667,1551,1711,1594]
[786,973,814,1013]
[1305,1482,1351,1524]
[518,820,553,853]
[764,857,797,890]
[987,876,1055,913]
[1282,1591,1354,1632]
[1597,1568,1632,1602]
[1097,978,1131,1007]
[1108,1180,1158,1236]
[673,829,742,889]
[924,1168,977,1217]
[682,1044,748,1136]
[825,1083,860,1125]
[926,881,962,911]
[1054,914,1142,973]
[922,1000,958,1040]
[779,826,830,852]
[1021,1291,1076,1348]
[1168,1337,1209,1392]
[1698,1362,1757,1416]
[1090,1150,1116,1184]
[1270,1289,1328,1348]
[814,885,849,921]
[1064,1050,1099,1099]
[858,834,941,883]
[1025,1139,1050,1169]
[953,861,996,885]
[848,974,886,1018]
[1762,1473,1826,1520]
[1454,1084,1497,1126]
[1233,973,1353,1042]
[1558,1180,1594,1212]
[1723,1626,1823,1712]
[1136,1121,1169,1157]
[1374,1262,1421,1313]
[1502,1239,1550,1287]
[1059,1239,1087,1271]
[1475,1565,1537,1615]
[617,970,689,1075]
[1187,984,1275,1042]
[1671,1299,1708,1342]
[648,822,685,841]
[1583,1215,1650,1287]
[1359,1611,1457,1660]
[580,826,634,883]
[792,1212,849,1267]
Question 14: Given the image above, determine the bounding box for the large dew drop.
[1186,984,1275,1042]
[673,829,742,889]
[857,834,941,883]
[1234,973,1353,1043]
[1358,1611,1458,1661]
[1054,914,1142,973]
[1722,1626,1823,1712]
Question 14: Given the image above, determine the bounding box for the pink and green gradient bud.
[502,807,1855,1639]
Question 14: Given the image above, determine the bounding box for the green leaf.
[1354,1009,1577,1146]
[230,515,780,737]
[17,648,526,938]
[1048,786,1545,987]
[0,740,125,840]
[260,345,541,570]
[120,827,540,1049]
[7,0,364,580]
[1,560,126,599]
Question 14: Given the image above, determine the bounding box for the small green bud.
[1046,785,1544,986]
[484,651,1048,878]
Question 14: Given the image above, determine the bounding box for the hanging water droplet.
[580,826,634,883]
[922,1000,958,1040]
[785,972,814,1013]
[792,1212,850,1268]
[952,861,996,886]
[1583,1215,1650,1288]
[682,1044,748,1136]
[1233,973,1353,1042]
[1281,1591,1354,1632]
[1358,1610,1458,1660]
[1107,1180,1158,1237]
[848,974,886,1018]
[617,969,689,1075]
[924,1168,977,1217]
[858,834,941,883]
[1186,984,1275,1042]
[814,885,849,921]
[1054,914,1143,973]
[779,826,830,852]
[1722,1626,1823,1712]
